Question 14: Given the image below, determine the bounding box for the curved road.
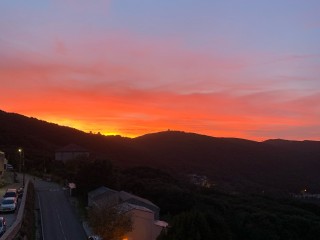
[35,179,87,240]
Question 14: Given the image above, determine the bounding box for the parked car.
[3,189,17,200]
[0,197,17,213]
[5,164,13,171]
[88,236,102,240]
[0,217,6,236]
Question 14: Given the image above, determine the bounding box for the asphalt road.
[35,179,87,240]
[2,199,20,228]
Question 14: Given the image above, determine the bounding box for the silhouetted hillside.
[1,109,320,194]
[131,131,320,193]
[0,110,139,166]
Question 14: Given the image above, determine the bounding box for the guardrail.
[0,180,29,240]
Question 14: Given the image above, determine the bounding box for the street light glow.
[18,148,25,187]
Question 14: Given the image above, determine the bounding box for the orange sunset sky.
[1,1,320,141]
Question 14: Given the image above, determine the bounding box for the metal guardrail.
[0,180,29,240]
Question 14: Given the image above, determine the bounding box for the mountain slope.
[0,110,138,164]
[132,131,320,193]
[1,109,320,194]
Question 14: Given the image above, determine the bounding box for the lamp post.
[18,148,22,173]
[18,148,25,188]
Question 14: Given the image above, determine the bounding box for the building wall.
[0,151,5,177]
[125,209,155,240]
[87,187,167,240]
[152,225,164,240]
[55,151,89,161]
[125,198,160,220]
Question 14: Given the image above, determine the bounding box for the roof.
[119,191,159,209]
[117,202,154,214]
[154,220,169,228]
[56,144,88,153]
[88,187,159,213]
[88,186,117,199]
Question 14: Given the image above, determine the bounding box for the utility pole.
[18,148,25,188]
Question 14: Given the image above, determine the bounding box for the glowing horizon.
[1,1,320,141]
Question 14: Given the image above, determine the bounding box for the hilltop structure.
[55,144,89,162]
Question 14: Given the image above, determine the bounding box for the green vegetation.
[88,204,133,240]
[128,169,320,240]
[2,110,320,239]
[55,161,320,240]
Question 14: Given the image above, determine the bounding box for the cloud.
[0,26,319,140]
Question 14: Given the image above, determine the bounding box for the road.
[3,199,20,228]
[35,179,87,240]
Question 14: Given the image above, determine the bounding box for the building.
[88,187,160,220]
[88,186,167,240]
[55,144,89,162]
[119,203,167,240]
[88,186,118,208]
[188,173,213,188]
[0,151,5,177]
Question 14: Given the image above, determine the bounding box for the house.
[118,191,160,220]
[119,203,168,240]
[88,186,167,240]
[0,151,5,177]
[188,173,214,188]
[55,144,89,162]
[88,186,118,208]
[88,187,160,220]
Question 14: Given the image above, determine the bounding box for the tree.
[159,210,214,240]
[75,159,118,195]
[88,204,133,240]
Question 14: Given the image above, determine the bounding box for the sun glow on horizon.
[1,1,320,141]
[38,115,138,138]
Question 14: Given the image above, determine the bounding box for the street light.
[18,148,25,188]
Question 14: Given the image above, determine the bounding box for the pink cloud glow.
[0,29,319,140]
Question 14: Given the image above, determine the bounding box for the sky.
[1,0,320,141]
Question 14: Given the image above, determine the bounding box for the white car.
[0,197,17,213]
[88,236,102,240]
[3,189,18,200]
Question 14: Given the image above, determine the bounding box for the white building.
[0,151,7,177]
[88,186,168,240]
[55,144,89,162]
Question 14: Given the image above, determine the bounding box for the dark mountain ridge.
[1,109,320,194]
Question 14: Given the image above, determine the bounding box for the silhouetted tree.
[88,204,132,240]
[160,210,214,240]
[75,159,118,197]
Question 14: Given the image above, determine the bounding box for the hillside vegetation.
[1,109,320,194]
[2,109,320,239]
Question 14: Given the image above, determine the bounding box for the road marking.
[37,193,45,240]
[56,210,67,240]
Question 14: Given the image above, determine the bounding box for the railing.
[0,180,29,240]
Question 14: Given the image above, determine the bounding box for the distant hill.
[0,110,138,166]
[131,131,320,193]
[1,109,320,194]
